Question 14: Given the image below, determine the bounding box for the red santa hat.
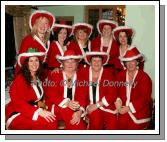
[97,19,118,34]
[112,26,135,40]
[72,23,93,37]
[56,50,83,63]
[119,45,144,62]
[18,48,46,67]
[85,48,109,65]
[29,10,55,30]
[53,21,72,36]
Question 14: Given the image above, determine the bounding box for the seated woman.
[5,48,57,130]
[83,48,118,130]
[44,50,87,130]
[115,46,152,130]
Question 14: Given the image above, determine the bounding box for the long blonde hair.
[31,17,51,43]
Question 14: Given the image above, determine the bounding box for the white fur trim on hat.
[18,52,46,67]
[53,23,72,29]
[112,26,135,40]
[97,19,118,34]
[72,23,93,37]
[85,52,109,65]
[56,55,83,62]
[29,10,55,30]
[119,53,143,62]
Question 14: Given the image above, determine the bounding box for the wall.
[37,5,85,24]
[126,5,155,97]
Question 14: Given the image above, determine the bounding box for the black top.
[67,88,72,100]
[92,82,97,104]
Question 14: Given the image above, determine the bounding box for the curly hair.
[116,31,132,46]
[20,57,44,85]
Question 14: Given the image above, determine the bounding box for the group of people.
[5,10,153,130]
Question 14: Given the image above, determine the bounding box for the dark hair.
[53,27,69,45]
[123,59,142,68]
[90,55,104,62]
[116,31,132,46]
[21,57,44,85]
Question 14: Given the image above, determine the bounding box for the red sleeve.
[90,37,101,51]
[44,72,66,107]
[9,76,38,119]
[130,73,152,112]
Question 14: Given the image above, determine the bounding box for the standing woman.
[5,48,57,130]
[46,21,72,71]
[68,23,93,68]
[15,10,55,75]
[115,46,152,130]
[83,48,118,130]
[112,26,136,72]
[91,19,119,68]
[45,50,87,130]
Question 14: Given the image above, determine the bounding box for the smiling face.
[28,56,40,75]
[102,24,112,37]
[119,31,128,46]
[125,60,138,72]
[76,29,88,41]
[91,56,103,72]
[63,59,77,72]
[58,28,68,43]
[36,17,50,34]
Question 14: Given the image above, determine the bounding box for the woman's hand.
[87,104,98,114]
[115,98,122,110]
[67,100,80,111]
[51,67,60,74]
[38,109,56,123]
[118,106,130,114]
[70,110,82,125]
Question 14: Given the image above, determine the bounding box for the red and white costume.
[44,71,87,130]
[44,50,86,130]
[5,74,57,130]
[83,67,118,130]
[15,10,55,75]
[83,49,118,130]
[91,19,119,67]
[116,47,152,130]
[46,22,72,69]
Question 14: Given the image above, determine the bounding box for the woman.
[15,10,55,75]
[68,23,93,68]
[112,26,135,72]
[44,50,87,130]
[91,19,119,68]
[115,46,152,130]
[46,21,72,71]
[5,48,57,130]
[83,48,118,130]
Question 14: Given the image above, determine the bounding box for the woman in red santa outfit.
[5,47,57,130]
[112,26,135,72]
[68,23,93,68]
[44,50,87,130]
[83,48,118,130]
[46,21,72,72]
[91,19,119,68]
[115,46,152,130]
[15,10,55,75]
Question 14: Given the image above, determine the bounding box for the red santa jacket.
[46,41,66,69]
[80,66,117,114]
[116,69,152,124]
[44,70,87,113]
[15,34,50,75]
[5,74,44,122]
[90,36,119,66]
[67,40,91,56]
